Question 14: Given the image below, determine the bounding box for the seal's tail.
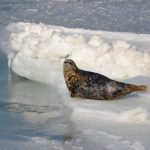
[131,85,147,92]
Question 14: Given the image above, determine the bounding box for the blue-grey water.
[0,51,8,102]
[0,0,150,34]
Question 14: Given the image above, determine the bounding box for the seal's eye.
[64,61,73,65]
[68,62,73,65]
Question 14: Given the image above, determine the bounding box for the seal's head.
[64,59,78,72]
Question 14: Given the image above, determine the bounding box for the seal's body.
[63,59,147,100]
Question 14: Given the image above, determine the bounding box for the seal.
[63,59,147,100]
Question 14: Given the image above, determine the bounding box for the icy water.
[0,51,8,102]
[0,0,150,33]
[0,0,150,149]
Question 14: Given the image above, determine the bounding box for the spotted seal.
[63,59,147,100]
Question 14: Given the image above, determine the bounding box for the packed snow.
[6,22,150,147]
[7,22,150,80]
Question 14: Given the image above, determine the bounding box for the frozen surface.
[1,0,150,149]
[7,22,150,80]
[0,73,74,150]
[4,22,150,149]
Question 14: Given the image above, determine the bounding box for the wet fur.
[64,59,147,100]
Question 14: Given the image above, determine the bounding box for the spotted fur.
[63,59,147,100]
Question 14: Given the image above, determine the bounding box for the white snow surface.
[5,22,150,149]
[7,22,150,123]
[8,22,150,80]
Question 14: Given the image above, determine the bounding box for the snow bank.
[7,22,150,79]
[6,22,150,125]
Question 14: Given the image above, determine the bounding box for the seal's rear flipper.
[133,85,147,92]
